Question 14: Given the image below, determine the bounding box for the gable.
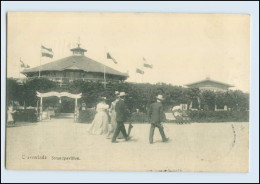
[186,79,233,89]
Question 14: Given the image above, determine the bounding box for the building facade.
[186,78,234,92]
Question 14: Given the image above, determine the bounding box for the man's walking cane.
[127,122,133,137]
[127,111,134,137]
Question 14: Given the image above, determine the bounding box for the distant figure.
[74,106,80,122]
[172,105,190,123]
[172,105,182,120]
[107,91,124,139]
[47,106,54,120]
[88,97,109,135]
[148,95,169,144]
[111,92,131,143]
[7,104,15,124]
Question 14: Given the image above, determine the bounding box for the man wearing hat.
[148,94,169,144]
[107,91,124,139]
[112,92,130,143]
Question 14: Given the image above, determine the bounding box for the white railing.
[21,76,125,85]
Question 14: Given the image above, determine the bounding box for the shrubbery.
[7,78,250,123]
[128,112,148,123]
[12,109,38,122]
[78,108,96,123]
[129,111,249,123]
[78,110,149,123]
[56,107,250,123]
[187,110,249,122]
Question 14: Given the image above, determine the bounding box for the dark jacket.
[148,102,165,123]
[115,99,129,122]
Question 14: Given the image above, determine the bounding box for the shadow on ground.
[6,122,38,128]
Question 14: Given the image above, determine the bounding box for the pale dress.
[7,108,14,122]
[110,100,118,131]
[88,103,109,135]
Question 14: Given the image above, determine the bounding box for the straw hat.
[118,92,127,97]
[156,94,164,101]
[99,96,107,101]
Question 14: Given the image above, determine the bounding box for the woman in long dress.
[88,98,109,135]
[7,105,15,124]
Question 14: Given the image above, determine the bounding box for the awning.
[36,91,82,99]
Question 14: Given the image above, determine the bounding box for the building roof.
[21,55,128,78]
[186,78,234,88]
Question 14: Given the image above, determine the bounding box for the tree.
[215,91,226,108]
[201,90,216,111]
[6,78,22,105]
[22,78,58,107]
[224,90,249,111]
[184,88,200,109]
[6,77,250,112]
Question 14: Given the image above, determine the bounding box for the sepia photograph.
[5,11,251,173]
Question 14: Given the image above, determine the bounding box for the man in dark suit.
[112,92,130,143]
[148,94,169,144]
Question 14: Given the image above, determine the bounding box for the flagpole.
[19,57,21,78]
[103,46,106,89]
[39,44,42,78]
[141,57,144,84]
[135,67,138,83]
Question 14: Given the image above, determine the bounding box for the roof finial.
[77,36,80,48]
[70,37,87,56]
[206,75,211,80]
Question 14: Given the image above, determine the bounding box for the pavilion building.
[21,44,128,85]
[186,77,234,92]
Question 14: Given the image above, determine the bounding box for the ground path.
[6,119,249,172]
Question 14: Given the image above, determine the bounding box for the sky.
[7,12,250,92]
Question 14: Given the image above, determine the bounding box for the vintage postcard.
[5,12,250,172]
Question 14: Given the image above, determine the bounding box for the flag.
[136,68,144,74]
[20,59,30,68]
[143,57,153,68]
[24,63,30,68]
[107,52,118,64]
[143,63,153,68]
[20,60,25,67]
[41,45,53,58]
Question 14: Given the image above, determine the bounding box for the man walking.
[148,94,169,144]
[112,92,130,143]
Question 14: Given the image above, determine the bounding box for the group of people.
[88,91,132,143]
[88,91,169,144]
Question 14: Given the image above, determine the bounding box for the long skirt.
[7,110,14,122]
[88,111,109,135]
